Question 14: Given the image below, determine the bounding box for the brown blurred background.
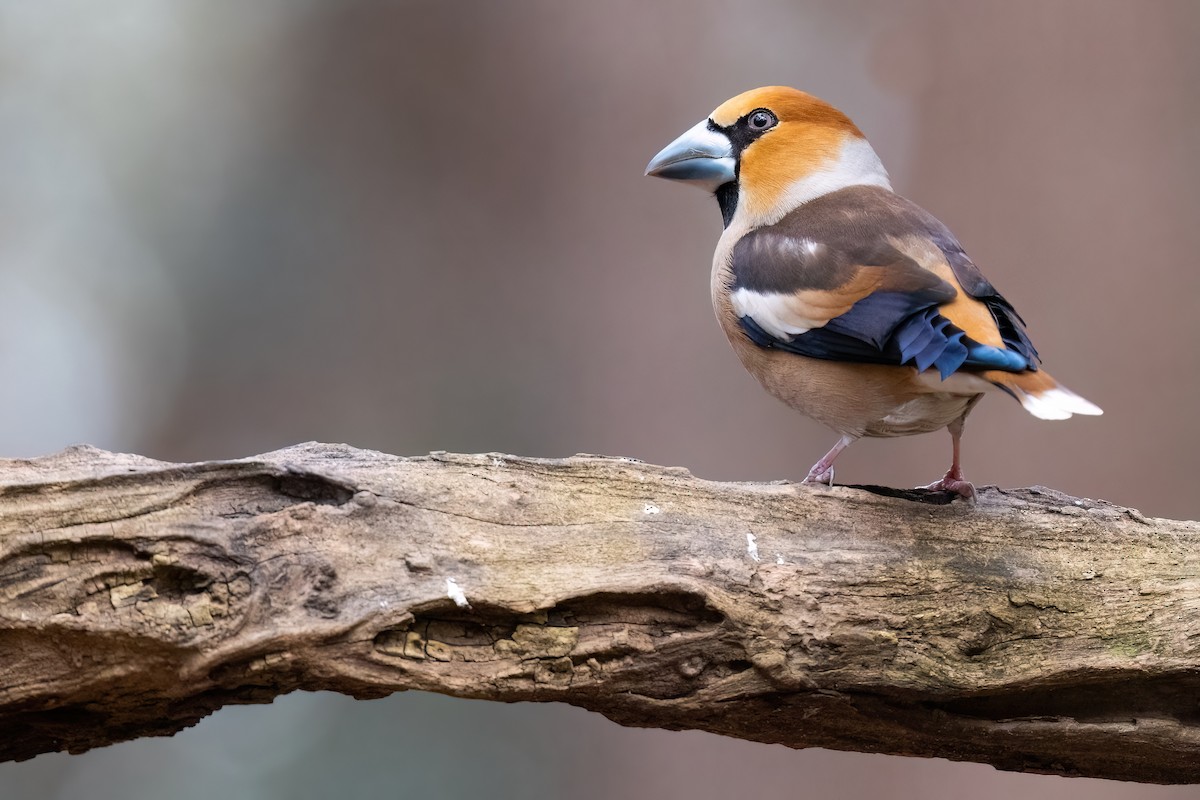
[2,1,1197,798]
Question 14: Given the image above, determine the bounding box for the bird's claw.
[803,465,835,486]
[920,471,977,502]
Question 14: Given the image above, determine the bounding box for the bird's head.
[645,86,891,229]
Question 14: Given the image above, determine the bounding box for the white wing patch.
[786,237,823,258]
[730,287,825,339]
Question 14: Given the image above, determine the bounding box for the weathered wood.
[0,443,1196,783]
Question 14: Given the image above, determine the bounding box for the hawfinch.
[645,86,1101,499]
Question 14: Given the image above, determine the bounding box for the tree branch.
[1,443,1196,783]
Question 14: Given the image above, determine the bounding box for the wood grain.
[1,443,1196,783]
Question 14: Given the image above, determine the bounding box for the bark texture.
[0,444,1197,783]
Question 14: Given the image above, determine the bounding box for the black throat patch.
[716,182,738,228]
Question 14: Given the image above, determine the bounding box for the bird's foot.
[920,469,976,502]
[801,435,855,488]
[802,464,835,486]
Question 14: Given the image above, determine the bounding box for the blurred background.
[2,1,1197,798]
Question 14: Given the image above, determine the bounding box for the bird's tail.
[981,369,1103,420]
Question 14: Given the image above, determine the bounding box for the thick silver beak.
[644,119,735,193]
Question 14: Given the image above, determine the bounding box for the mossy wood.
[0,444,1196,783]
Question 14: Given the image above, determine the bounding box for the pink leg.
[922,418,976,501]
[803,434,856,486]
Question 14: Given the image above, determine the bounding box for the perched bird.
[645,86,1101,499]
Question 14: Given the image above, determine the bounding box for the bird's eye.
[747,109,777,132]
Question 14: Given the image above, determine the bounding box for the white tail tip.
[1020,386,1103,420]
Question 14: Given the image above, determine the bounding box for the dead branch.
[0,443,1197,783]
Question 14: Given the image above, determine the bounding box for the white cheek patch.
[730,287,823,339]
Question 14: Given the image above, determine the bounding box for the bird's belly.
[863,393,978,437]
[711,250,983,439]
[725,330,979,438]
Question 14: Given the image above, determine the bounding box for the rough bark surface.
[0,444,1197,783]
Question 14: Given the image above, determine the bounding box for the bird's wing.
[729,186,1038,380]
[936,235,1040,367]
